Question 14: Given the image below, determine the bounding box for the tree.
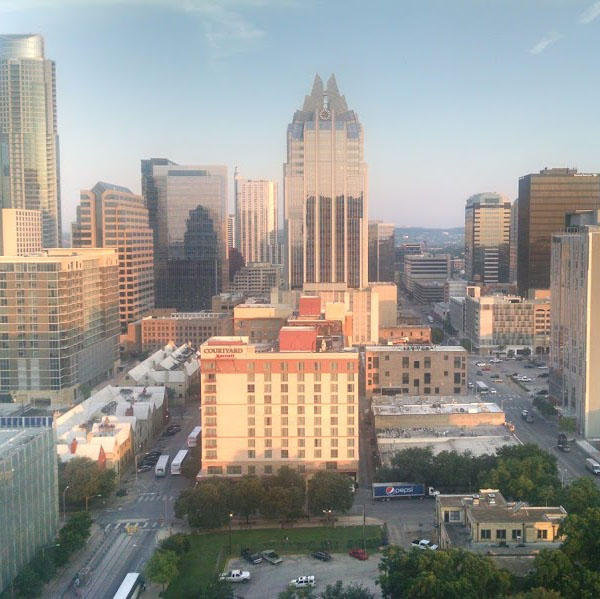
[307,472,354,516]
[277,589,316,599]
[562,477,600,515]
[261,485,305,523]
[559,508,600,571]
[196,580,234,599]
[232,476,265,522]
[13,565,43,599]
[512,589,562,599]
[174,484,231,529]
[54,512,92,566]
[321,581,376,598]
[559,417,577,433]
[377,546,511,599]
[145,549,179,592]
[158,533,190,555]
[460,338,472,352]
[30,550,56,583]
[181,446,201,480]
[377,447,434,484]
[59,457,111,505]
[431,327,444,344]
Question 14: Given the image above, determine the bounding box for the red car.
[349,548,368,560]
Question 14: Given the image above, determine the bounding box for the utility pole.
[362,504,366,551]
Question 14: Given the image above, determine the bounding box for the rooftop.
[365,345,465,353]
[372,398,503,416]
[0,427,52,458]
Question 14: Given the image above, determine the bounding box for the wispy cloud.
[529,32,563,55]
[580,2,600,24]
[0,0,284,58]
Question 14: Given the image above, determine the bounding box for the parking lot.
[224,552,382,598]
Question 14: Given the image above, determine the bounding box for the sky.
[2,0,600,230]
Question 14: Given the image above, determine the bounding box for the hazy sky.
[3,0,600,230]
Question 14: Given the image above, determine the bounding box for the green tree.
[321,580,376,598]
[195,580,234,599]
[59,457,109,505]
[512,589,562,599]
[158,533,191,556]
[431,327,444,344]
[13,565,43,599]
[261,485,305,523]
[145,549,179,592]
[54,512,92,566]
[562,477,600,515]
[277,589,316,599]
[307,472,354,516]
[29,550,56,583]
[233,475,265,523]
[559,508,600,571]
[460,338,472,352]
[181,446,201,480]
[378,546,511,599]
[377,447,434,484]
[174,484,231,530]
[559,417,576,433]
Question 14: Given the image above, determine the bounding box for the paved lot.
[224,553,382,598]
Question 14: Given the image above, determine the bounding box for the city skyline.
[3,1,600,230]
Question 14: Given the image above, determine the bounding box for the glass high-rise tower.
[284,74,368,289]
[0,34,61,248]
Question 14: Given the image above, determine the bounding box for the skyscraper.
[235,174,278,264]
[141,160,228,311]
[517,168,600,297]
[0,34,61,248]
[72,182,155,330]
[368,221,395,282]
[464,192,511,284]
[227,214,236,251]
[284,74,368,289]
[509,199,518,283]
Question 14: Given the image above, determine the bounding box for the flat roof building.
[402,254,450,294]
[368,221,395,283]
[0,209,43,256]
[233,303,294,345]
[232,262,283,296]
[199,332,359,479]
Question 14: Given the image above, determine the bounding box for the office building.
[0,426,59,594]
[233,303,293,345]
[509,199,518,283]
[464,294,551,355]
[0,209,42,255]
[141,159,228,311]
[227,214,235,250]
[72,182,154,331]
[395,242,422,276]
[232,262,283,296]
[123,310,233,354]
[436,490,566,553]
[368,221,395,282]
[0,34,61,248]
[550,210,600,437]
[414,280,445,304]
[517,168,600,297]
[284,74,368,289]
[0,249,120,407]
[378,325,432,345]
[444,279,468,302]
[402,254,450,294]
[235,175,278,264]
[199,331,359,478]
[365,346,467,398]
[465,193,511,284]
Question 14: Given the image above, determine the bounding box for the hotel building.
[0,209,42,255]
[199,330,359,478]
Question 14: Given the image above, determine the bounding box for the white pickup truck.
[219,569,251,583]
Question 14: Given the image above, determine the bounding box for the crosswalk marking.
[135,494,176,504]
[104,520,165,532]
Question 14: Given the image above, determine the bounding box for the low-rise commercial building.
[211,292,246,313]
[234,303,293,345]
[123,343,199,403]
[365,346,467,398]
[378,326,431,345]
[402,254,450,294]
[0,426,59,593]
[414,280,445,304]
[464,294,551,355]
[436,489,566,553]
[231,262,283,296]
[123,310,233,354]
[199,330,359,479]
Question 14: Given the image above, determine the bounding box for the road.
[72,402,200,599]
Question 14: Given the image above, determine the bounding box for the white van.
[585,458,600,475]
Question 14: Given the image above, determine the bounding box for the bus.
[170,449,189,475]
[476,381,489,395]
[187,425,202,448]
[113,572,145,599]
[154,454,170,478]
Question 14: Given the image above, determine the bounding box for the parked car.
[522,409,529,419]
[477,370,483,376]
[538,373,549,378]
[490,388,497,394]
[348,548,368,560]
[526,413,534,423]
[490,358,502,363]
[311,551,332,562]
[475,362,486,367]
[536,390,548,396]
[467,382,474,389]
[411,539,438,551]
[290,576,316,589]
[241,548,262,564]
[219,570,251,584]
[136,464,152,473]
[261,550,283,565]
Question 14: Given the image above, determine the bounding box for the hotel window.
[299,438,305,447]
[281,450,288,458]
[281,406,288,415]
[331,372,338,381]
[348,396,355,403]
[248,428,255,437]
[480,529,491,539]
[264,465,272,474]
[314,362,320,370]
[298,450,305,458]
[248,406,255,414]
[298,362,305,370]
[205,406,217,415]
[205,439,217,448]
[281,395,288,404]
[247,418,255,426]
[331,417,338,425]
[247,450,256,458]
[264,373,271,381]
[207,466,222,474]
[314,438,322,447]
[248,396,255,404]
[281,384,288,392]
[298,395,305,404]
[315,417,322,426]
[331,406,338,414]
[248,466,256,475]
[297,406,305,415]
[297,373,304,382]
[314,450,322,458]
[331,395,338,403]
[314,395,321,404]
[247,373,255,382]
[331,428,338,436]
[281,362,288,371]
[265,406,272,415]
[282,417,289,425]
[264,384,271,392]
[265,427,272,436]
[314,406,321,414]
[265,450,272,458]
[347,438,355,446]
[281,373,288,381]
[314,384,321,392]
[247,384,255,392]
[347,417,354,425]
[331,439,338,447]
[297,384,305,392]
[347,450,355,458]
[205,450,217,459]
[331,362,338,370]
[348,428,355,436]
[248,439,255,447]
[281,428,288,437]
[330,384,338,392]
[264,395,271,403]
[265,438,272,448]
[330,450,338,458]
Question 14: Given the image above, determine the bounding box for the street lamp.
[62,485,70,522]
[85,494,102,511]
[322,509,332,527]
[228,513,233,555]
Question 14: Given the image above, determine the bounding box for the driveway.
[224,553,383,598]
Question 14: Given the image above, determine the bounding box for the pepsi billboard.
[372,483,425,498]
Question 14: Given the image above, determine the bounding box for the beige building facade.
[0,209,42,255]
[199,334,359,479]
[365,346,467,398]
[233,304,293,345]
[0,249,120,407]
[72,182,155,331]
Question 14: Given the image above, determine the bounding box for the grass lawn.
[165,525,382,598]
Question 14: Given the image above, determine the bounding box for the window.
[496,529,506,540]
[264,417,272,426]
[347,438,355,447]
[207,466,222,474]
[413,379,419,387]
[314,439,322,447]
[281,384,288,392]
[402,357,409,368]
[424,373,431,384]
[330,449,338,458]
[248,466,256,475]
[247,384,255,393]
[512,530,521,540]
[248,428,255,437]
[424,357,431,368]
[314,449,322,458]
[264,465,272,474]
[347,384,354,392]
[297,464,305,473]
[347,449,354,458]
[402,373,409,384]
[205,450,217,458]
[454,373,461,384]
[281,450,288,458]
[537,529,548,540]
[298,450,305,458]
[298,438,305,447]
[298,427,305,436]
[384,371,390,377]
[264,450,272,458]
[227,466,242,474]
[265,439,272,448]
[480,529,491,539]
[414,360,420,369]
[326,461,337,470]
[454,387,461,394]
